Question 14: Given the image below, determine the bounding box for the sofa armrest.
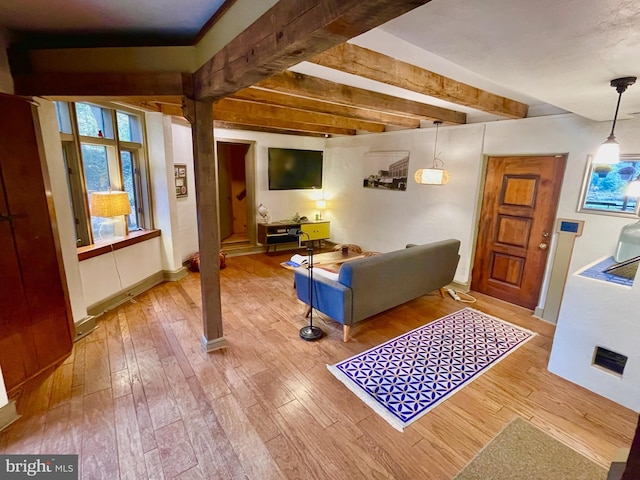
[294,267,352,325]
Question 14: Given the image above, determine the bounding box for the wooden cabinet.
[300,222,330,241]
[0,94,74,392]
[257,221,330,252]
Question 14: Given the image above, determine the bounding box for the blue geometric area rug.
[327,308,535,432]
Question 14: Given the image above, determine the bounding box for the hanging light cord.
[432,120,444,168]
[607,78,636,138]
[608,89,624,138]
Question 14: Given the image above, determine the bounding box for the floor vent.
[593,346,627,377]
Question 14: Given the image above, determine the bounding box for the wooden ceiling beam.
[213,121,327,137]
[232,87,421,129]
[214,98,385,132]
[256,71,467,124]
[152,99,358,135]
[311,43,528,119]
[213,109,355,136]
[194,0,430,100]
[14,72,192,98]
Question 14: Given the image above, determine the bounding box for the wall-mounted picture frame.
[174,163,188,198]
[578,154,640,217]
[362,150,410,191]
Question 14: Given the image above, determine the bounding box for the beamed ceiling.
[124,42,528,136]
[6,0,640,136]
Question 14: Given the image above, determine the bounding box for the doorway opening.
[216,140,256,251]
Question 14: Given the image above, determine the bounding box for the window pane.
[120,151,140,230]
[75,103,113,139]
[116,111,131,141]
[116,111,141,143]
[81,144,111,239]
[54,101,72,134]
[582,159,640,214]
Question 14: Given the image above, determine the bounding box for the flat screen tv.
[268,148,323,190]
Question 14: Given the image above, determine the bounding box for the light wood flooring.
[1,251,637,479]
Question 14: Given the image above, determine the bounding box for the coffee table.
[280,250,363,271]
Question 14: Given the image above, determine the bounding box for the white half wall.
[79,237,162,307]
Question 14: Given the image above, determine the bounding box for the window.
[54,101,150,246]
[578,154,640,217]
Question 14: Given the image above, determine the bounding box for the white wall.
[79,237,162,307]
[147,112,182,273]
[323,113,640,307]
[36,99,89,325]
[168,124,325,260]
[484,114,640,274]
[324,123,485,284]
[171,119,199,261]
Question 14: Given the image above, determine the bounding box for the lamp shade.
[90,191,131,218]
[315,199,327,209]
[414,168,450,185]
[626,180,640,198]
[593,134,620,165]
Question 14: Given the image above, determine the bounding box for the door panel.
[472,156,566,309]
[0,94,74,391]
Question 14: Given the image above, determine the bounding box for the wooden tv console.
[257,220,330,252]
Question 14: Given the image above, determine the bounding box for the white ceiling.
[0,0,225,36]
[1,0,640,123]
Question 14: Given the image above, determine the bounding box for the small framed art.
[174,164,188,198]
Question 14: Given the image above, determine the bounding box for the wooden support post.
[183,97,226,352]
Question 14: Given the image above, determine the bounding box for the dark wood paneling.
[0,94,73,391]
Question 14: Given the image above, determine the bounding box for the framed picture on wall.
[578,154,640,216]
[175,163,188,198]
[362,150,410,191]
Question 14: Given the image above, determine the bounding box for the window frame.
[578,154,640,218]
[55,101,152,247]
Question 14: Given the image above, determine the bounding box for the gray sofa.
[294,238,461,341]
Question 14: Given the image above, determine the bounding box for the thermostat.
[556,218,584,236]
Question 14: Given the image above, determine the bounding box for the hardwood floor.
[1,251,636,479]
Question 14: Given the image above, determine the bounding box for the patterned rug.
[327,308,535,431]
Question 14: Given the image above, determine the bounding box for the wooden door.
[0,94,74,391]
[472,155,566,309]
[216,142,233,241]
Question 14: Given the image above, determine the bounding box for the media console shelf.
[258,220,330,253]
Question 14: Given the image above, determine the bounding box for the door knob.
[539,243,548,250]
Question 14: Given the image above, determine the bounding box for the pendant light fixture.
[593,76,637,165]
[626,175,640,198]
[414,120,450,185]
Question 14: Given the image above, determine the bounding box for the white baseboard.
[0,400,20,432]
[74,316,97,341]
[163,266,189,282]
[86,271,164,316]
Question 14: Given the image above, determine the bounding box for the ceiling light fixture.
[594,76,637,165]
[414,120,450,185]
[626,175,640,198]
